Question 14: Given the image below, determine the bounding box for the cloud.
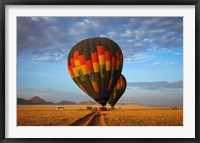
[125,53,154,63]
[175,52,183,56]
[150,60,177,66]
[17,17,183,64]
[127,81,183,90]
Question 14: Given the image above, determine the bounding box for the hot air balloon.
[108,74,126,108]
[67,37,123,106]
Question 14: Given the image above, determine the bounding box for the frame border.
[1,0,199,143]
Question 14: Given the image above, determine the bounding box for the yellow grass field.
[17,105,183,126]
[17,105,91,126]
[102,109,183,126]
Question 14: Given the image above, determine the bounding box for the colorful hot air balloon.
[67,37,123,106]
[108,74,127,108]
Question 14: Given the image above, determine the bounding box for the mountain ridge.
[17,96,91,105]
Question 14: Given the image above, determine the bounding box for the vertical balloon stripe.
[91,53,98,62]
[120,55,123,68]
[70,58,75,68]
[116,51,120,60]
[92,63,100,72]
[113,92,117,99]
[108,78,113,90]
[89,40,101,97]
[92,82,99,92]
[108,58,116,90]
[74,51,79,60]
[105,51,111,61]
[101,39,112,97]
[98,40,111,98]
[98,50,106,97]
[119,50,123,62]
[79,55,88,75]
[120,79,122,89]
[106,61,111,71]
[79,55,86,65]
[80,65,88,75]
[106,39,117,93]
[98,55,105,65]
[116,51,120,70]
[86,60,93,70]
[92,52,100,72]
[68,66,74,76]
[117,82,120,89]
[68,50,75,77]
[97,46,104,55]
[111,57,116,68]
[72,67,79,77]
[119,49,123,72]
[85,45,92,60]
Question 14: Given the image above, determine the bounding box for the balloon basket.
[99,107,110,111]
[110,107,115,110]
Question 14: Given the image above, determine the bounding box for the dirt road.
[70,111,106,126]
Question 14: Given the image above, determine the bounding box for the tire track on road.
[69,112,98,126]
[88,112,106,126]
[69,111,106,126]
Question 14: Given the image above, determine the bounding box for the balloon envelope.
[67,37,123,106]
[108,74,127,107]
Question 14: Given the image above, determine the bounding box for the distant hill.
[17,98,33,105]
[57,100,77,105]
[17,96,77,105]
[129,103,144,106]
[79,101,97,105]
[29,96,47,104]
[17,96,53,105]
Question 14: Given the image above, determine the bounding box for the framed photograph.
[1,0,199,143]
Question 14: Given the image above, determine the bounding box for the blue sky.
[17,17,183,107]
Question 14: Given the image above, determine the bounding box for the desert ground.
[17,104,183,126]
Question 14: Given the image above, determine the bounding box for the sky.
[17,17,183,107]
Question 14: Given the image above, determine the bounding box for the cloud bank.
[17,17,183,64]
[127,81,183,90]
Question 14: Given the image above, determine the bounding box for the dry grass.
[17,105,183,126]
[17,105,91,126]
[102,109,183,126]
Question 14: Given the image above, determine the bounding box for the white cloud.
[124,53,154,63]
[175,52,183,55]
[120,29,132,38]
[31,17,40,22]
[17,17,183,64]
